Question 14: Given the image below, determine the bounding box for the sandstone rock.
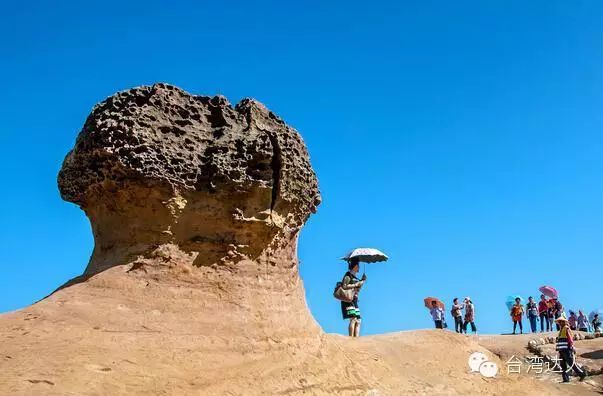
[58,83,321,275]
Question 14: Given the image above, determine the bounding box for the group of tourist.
[508,297,598,383]
[430,297,477,334]
[509,294,601,335]
[424,293,602,338]
[507,295,600,383]
[336,260,602,341]
[429,292,600,384]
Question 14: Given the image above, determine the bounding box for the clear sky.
[1,1,602,335]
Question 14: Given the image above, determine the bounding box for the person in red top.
[510,298,524,334]
[538,294,550,332]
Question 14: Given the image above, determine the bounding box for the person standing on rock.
[429,300,446,329]
[340,258,366,337]
[451,298,464,333]
[555,315,587,383]
[546,298,556,331]
[577,310,589,332]
[462,297,477,334]
[593,314,602,334]
[526,296,539,333]
[552,299,564,331]
[538,295,550,332]
[568,311,578,331]
[510,298,524,335]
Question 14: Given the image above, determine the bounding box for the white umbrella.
[341,248,389,263]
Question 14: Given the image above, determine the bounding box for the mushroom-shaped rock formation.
[55,83,323,343]
[58,83,321,275]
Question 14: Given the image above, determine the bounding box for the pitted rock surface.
[59,83,320,221]
[57,83,321,273]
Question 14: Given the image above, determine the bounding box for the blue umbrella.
[506,295,523,311]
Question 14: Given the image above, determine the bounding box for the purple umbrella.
[539,285,559,299]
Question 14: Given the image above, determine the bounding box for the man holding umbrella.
[340,258,366,337]
[339,248,388,337]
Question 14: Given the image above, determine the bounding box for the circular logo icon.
[479,361,499,378]
[468,352,488,372]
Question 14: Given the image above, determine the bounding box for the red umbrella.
[539,285,559,299]
[424,297,445,310]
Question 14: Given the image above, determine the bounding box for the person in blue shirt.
[429,300,445,329]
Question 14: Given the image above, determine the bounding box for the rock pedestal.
[58,83,320,275]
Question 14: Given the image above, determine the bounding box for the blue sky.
[1,1,602,335]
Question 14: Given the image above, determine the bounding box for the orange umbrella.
[424,297,445,310]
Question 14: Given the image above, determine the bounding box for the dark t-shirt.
[342,271,359,285]
[554,301,563,316]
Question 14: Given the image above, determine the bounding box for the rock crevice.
[58,83,321,275]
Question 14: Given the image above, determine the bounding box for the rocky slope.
[0,84,599,395]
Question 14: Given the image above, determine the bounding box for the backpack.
[333,273,355,303]
[450,305,461,317]
[527,302,538,317]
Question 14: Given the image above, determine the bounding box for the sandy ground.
[1,266,601,395]
[480,332,603,393]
